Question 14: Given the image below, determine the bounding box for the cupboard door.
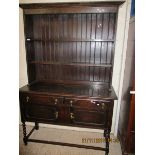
[25,103,58,122]
[70,108,106,127]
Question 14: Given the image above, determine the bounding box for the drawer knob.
[26,96,29,102]
[70,113,74,119]
[97,103,100,106]
[91,100,95,104]
[70,100,73,107]
[54,99,58,104]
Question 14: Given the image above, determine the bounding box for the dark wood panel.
[27,64,36,83]
[65,98,109,110]
[57,105,71,123]
[26,38,114,42]
[25,103,58,122]
[19,81,117,100]
[22,5,118,14]
[25,13,116,84]
[34,64,112,82]
[28,61,112,67]
[20,2,123,9]
[21,93,112,126]
[71,108,106,126]
[21,93,63,105]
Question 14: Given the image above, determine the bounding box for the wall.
[111,0,131,135]
[19,0,131,135]
[117,16,135,146]
[19,8,28,87]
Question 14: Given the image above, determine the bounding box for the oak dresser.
[19,2,122,154]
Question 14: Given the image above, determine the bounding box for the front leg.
[104,129,110,155]
[22,122,27,145]
[35,122,39,130]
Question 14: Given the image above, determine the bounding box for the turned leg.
[35,122,39,130]
[104,129,110,155]
[22,122,27,145]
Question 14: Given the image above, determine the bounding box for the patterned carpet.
[19,124,122,155]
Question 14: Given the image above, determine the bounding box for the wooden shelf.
[26,38,114,42]
[24,11,117,84]
[28,61,112,67]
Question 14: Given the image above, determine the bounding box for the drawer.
[70,108,106,127]
[21,93,63,105]
[65,98,110,110]
[25,103,59,122]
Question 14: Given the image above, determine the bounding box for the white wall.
[117,16,135,138]
[111,0,131,135]
[19,8,28,87]
[19,0,131,135]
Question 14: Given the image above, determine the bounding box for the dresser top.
[19,81,117,100]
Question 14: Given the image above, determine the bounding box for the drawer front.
[70,108,106,127]
[65,98,110,111]
[21,93,63,105]
[25,103,58,122]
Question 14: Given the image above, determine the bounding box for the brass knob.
[55,111,58,119]
[70,100,73,107]
[91,100,95,104]
[54,99,58,104]
[70,113,74,119]
[26,96,29,102]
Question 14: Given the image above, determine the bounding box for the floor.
[19,124,122,155]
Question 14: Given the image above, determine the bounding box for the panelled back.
[25,12,117,85]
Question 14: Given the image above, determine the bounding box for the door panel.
[25,103,58,122]
[71,108,106,127]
